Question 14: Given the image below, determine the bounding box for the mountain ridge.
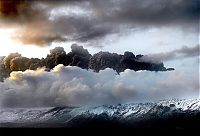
[0,98,199,128]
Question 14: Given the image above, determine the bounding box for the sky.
[0,0,199,107]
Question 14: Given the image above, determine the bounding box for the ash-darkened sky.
[0,0,199,107]
[0,0,199,54]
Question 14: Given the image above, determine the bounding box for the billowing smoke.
[89,51,171,73]
[67,44,92,69]
[44,44,92,70]
[89,51,123,72]
[0,53,22,81]
[0,53,43,81]
[0,44,173,81]
[0,65,197,107]
[0,56,7,82]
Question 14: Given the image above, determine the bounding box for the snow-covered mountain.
[0,99,200,128]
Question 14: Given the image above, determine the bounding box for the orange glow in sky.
[0,28,49,58]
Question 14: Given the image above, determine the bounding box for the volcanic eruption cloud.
[0,44,173,81]
[0,45,199,107]
[0,0,199,108]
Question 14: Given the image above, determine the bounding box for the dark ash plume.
[0,44,173,81]
[89,51,123,73]
[67,44,92,69]
[89,51,170,73]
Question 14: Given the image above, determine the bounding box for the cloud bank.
[0,0,199,46]
[0,64,198,107]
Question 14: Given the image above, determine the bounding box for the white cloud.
[0,64,198,107]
